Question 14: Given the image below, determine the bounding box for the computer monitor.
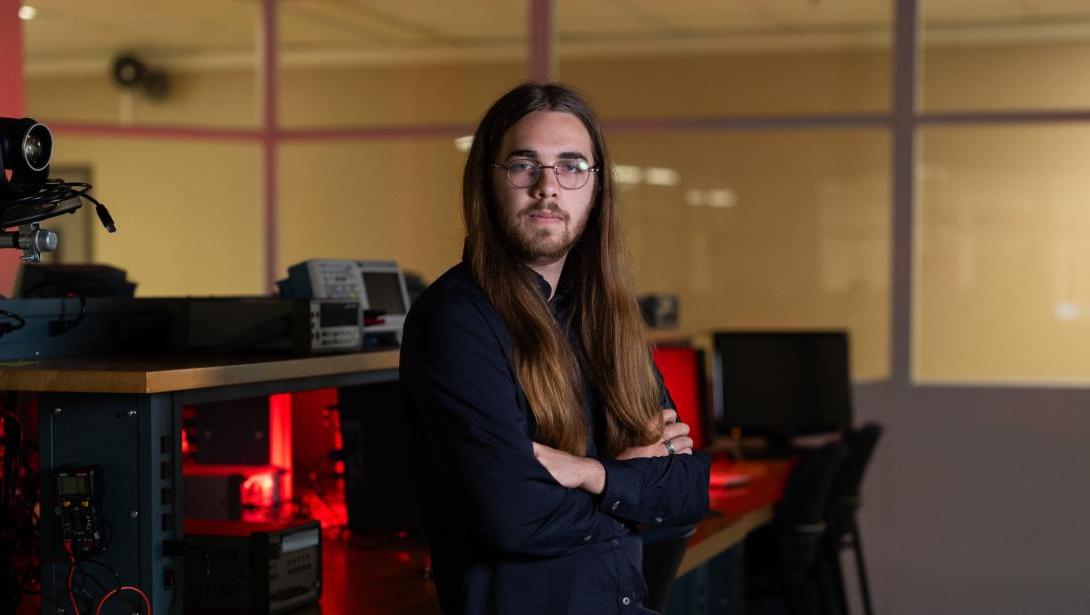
[713,331,852,444]
[652,345,710,450]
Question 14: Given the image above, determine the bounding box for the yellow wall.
[48,137,264,295]
[280,62,523,127]
[609,130,890,380]
[923,42,1090,111]
[917,124,1090,383]
[25,41,1090,382]
[277,139,466,283]
[561,48,890,117]
[29,71,257,127]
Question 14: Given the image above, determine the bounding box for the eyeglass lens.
[506,159,591,190]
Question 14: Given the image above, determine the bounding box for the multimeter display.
[55,466,105,554]
[58,475,90,495]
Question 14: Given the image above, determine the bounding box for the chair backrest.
[776,441,847,529]
[830,422,883,507]
[642,525,697,613]
[773,442,847,577]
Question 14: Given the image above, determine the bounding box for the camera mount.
[0,117,116,262]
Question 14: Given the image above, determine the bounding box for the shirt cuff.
[598,458,643,520]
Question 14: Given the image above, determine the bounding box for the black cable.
[77,587,96,610]
[19,282,90,337]
[66,549,153,615]
[77,557,123,591]
[0,308,26,339]
[72,558,125,612]
[49,293,86,336]
[75,567,111,594]
[100,517,113,551]
[3,179,116,233]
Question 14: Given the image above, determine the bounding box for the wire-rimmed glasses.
[493,158,599,190]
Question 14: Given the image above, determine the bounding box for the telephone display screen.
[362,272,406,316]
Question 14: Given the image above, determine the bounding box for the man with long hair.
[400,83,711,614]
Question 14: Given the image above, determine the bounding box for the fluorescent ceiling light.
[1055,302,1080,321]
[613,164,643,185]
[453,135,473,152]
[645,167,679,186]
[706,189,737,208]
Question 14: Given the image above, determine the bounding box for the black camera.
[0,117,53,198]
[0,117,115,262]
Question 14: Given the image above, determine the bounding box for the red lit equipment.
[652,345,708,450]
[183,464,288,521]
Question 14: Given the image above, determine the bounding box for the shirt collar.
[459,252,575,307]
[528,265,577,311]
[529,268,553,301]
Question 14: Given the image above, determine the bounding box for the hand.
[615,408,694,460]
[532,442,606,495]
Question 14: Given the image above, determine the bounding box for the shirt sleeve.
[400,293,626,558]
[598,453,711,527]
[593,351,711,527]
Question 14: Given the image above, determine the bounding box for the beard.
[503,205,587,262]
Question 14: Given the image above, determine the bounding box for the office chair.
[822,422,883,615]
[641,524,697,613]
[745,441,847,615]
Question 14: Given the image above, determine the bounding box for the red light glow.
[241,470,280,508]
[652,346,707,449]
[300,490,348,529]
[268,393,293,502]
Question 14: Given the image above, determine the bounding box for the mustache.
[521,203,568,220]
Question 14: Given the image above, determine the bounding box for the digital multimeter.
[54,465,106,555]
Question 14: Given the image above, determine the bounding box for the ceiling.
[19,0,1090,76]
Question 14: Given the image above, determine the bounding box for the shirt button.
[583,534,592,542]
[654,516,663,524]
[611,500,621,511]
[611,538,619,546]
[621,596,631,606]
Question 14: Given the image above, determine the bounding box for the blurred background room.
[2,1,1090,614]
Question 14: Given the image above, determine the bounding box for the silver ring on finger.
[663,439,677,455]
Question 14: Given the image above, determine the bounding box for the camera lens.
[22,124,52,171]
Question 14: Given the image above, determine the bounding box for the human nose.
[530,165,560,197]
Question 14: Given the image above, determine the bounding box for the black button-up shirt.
[400,262,711,615]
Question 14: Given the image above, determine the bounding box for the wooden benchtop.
[678,457,791,576]
[0,350,400,394]
[0,330,693,395]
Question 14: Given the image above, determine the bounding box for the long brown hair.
[462,82,660,457]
